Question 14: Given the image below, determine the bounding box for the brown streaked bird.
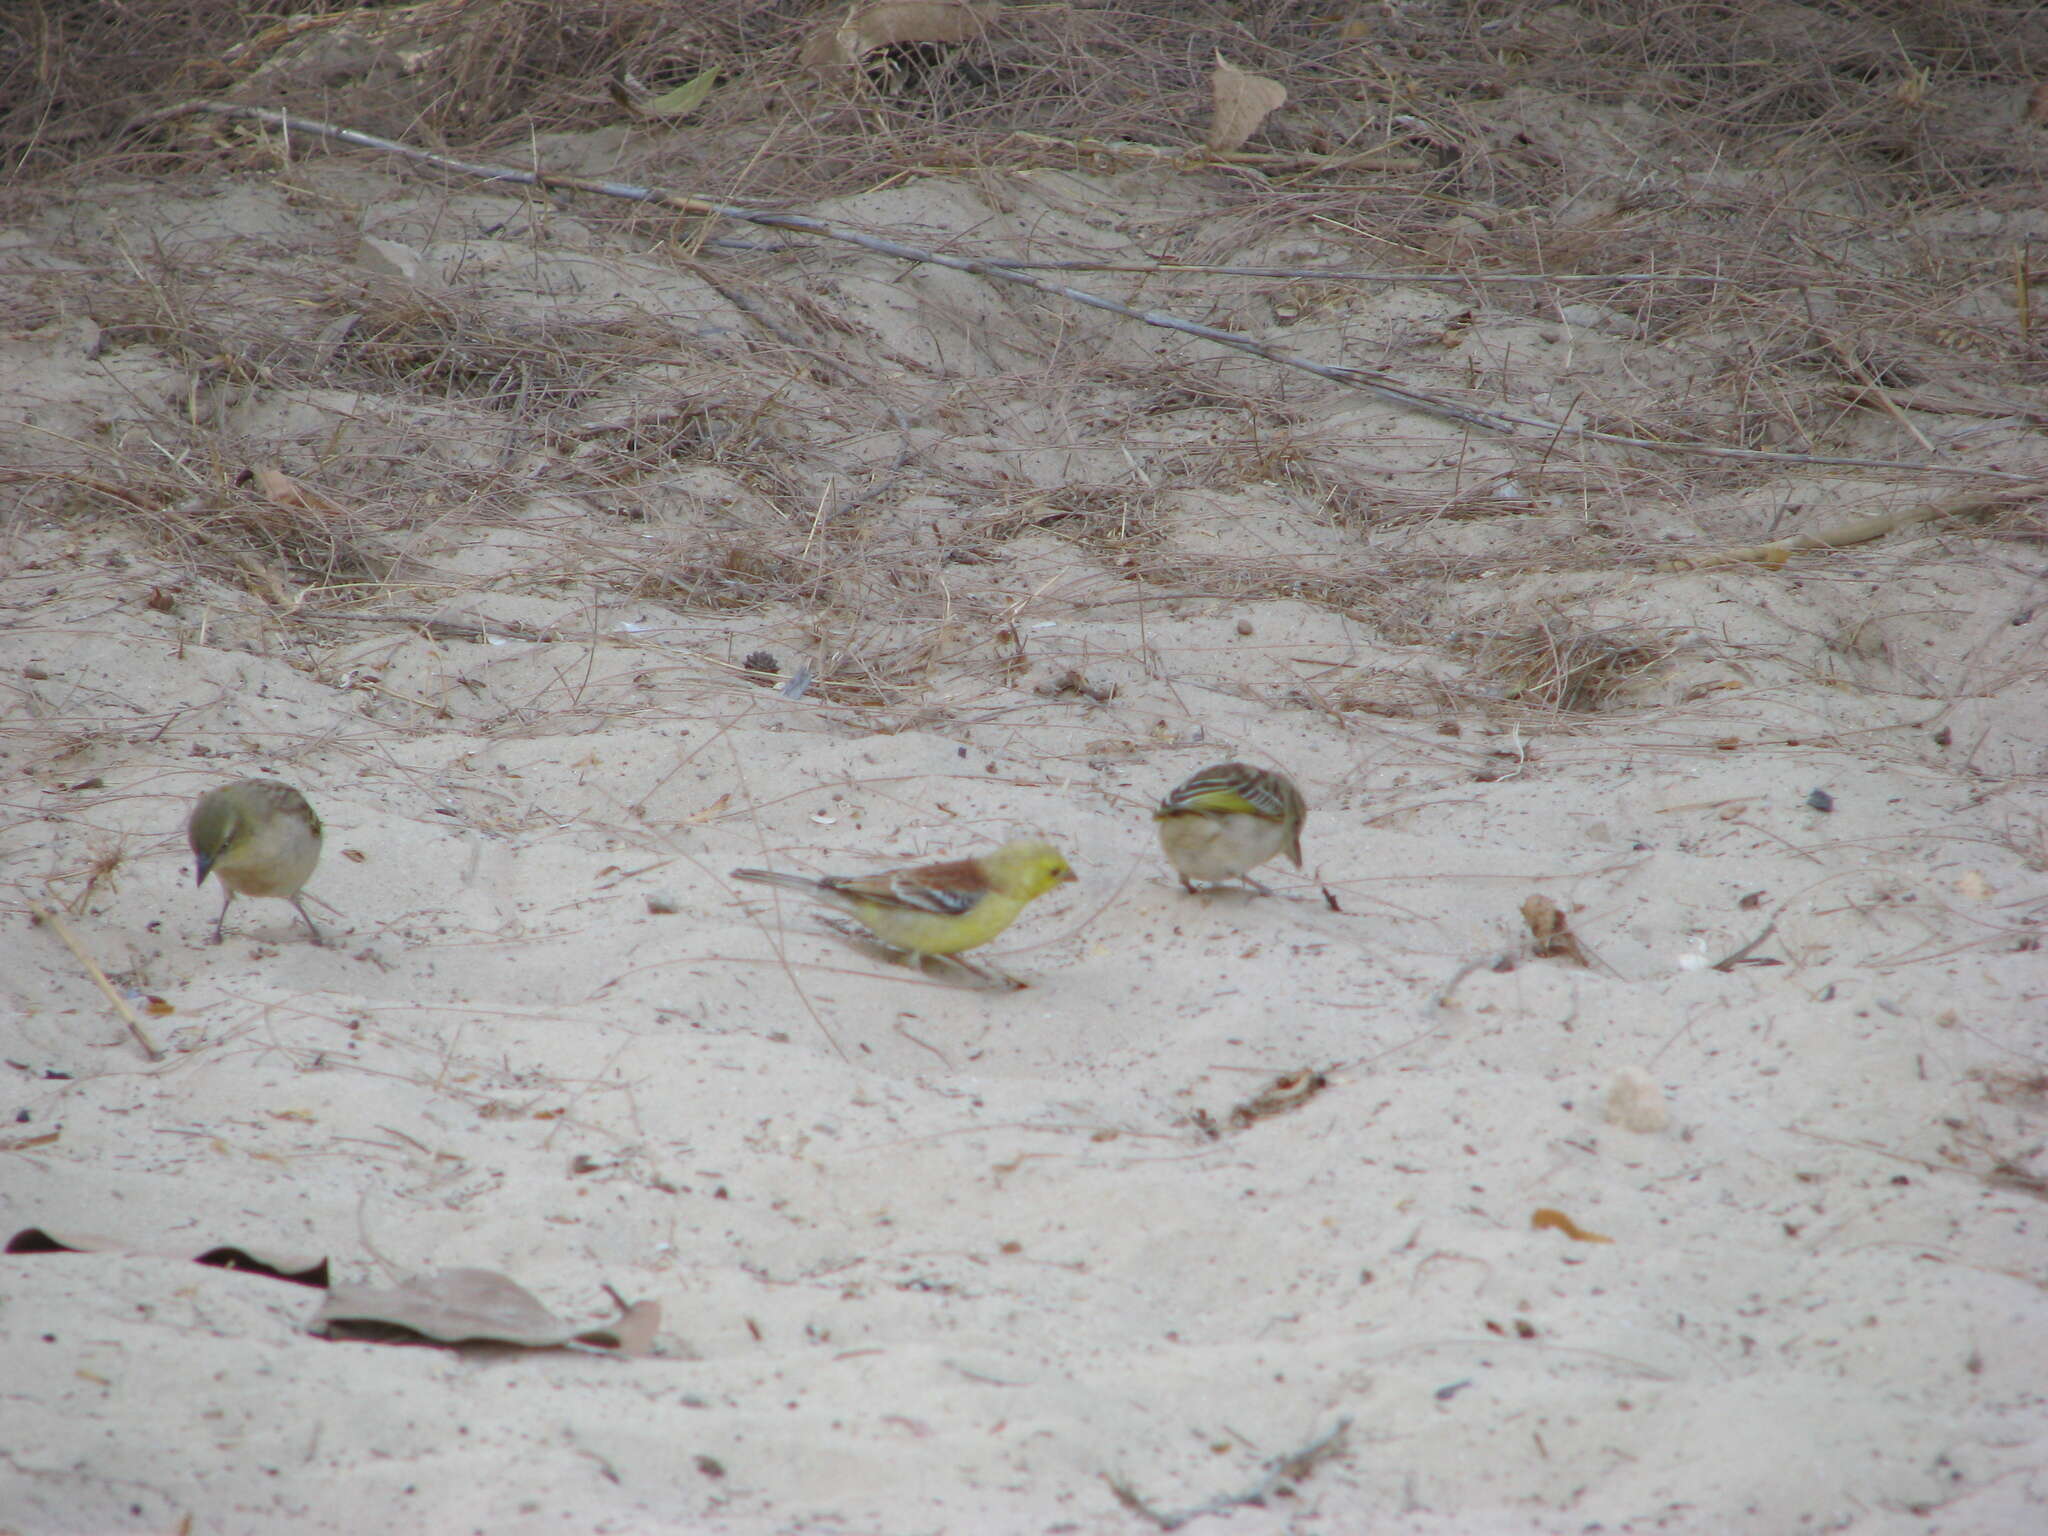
[731,838,1075,982]
[187,778,325,945]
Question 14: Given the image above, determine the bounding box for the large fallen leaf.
[1208,54,1287,153]
[799,1,990,72]
[251,464,346,517]
[641,66,721,119]
[312,1267,658,1355]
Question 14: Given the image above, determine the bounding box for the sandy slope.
[3,82,2047,1536]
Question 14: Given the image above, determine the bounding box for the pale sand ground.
[3,94,2046,1536]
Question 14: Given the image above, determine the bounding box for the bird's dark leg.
[946,954,1029,990]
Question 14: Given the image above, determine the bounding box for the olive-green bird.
[1153,761,1306,894]
[187,778,325,944]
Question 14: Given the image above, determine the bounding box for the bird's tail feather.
[731,867,824,893]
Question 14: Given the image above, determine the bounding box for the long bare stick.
[1009,128,1424,174]
[129,101,2040,482]
[1657,481,2048,572]
[33,904,163,1062]
[961,257,1741,285]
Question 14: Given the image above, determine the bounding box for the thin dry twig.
[1106,1417,1352,1531]
[1710,919,1780,972]
[32,903,162,1061]
[967,259,1740,286]
[1825,334,1935,453]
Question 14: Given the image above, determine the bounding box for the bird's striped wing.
[1160,763,1300,822]
[827,857,990,917]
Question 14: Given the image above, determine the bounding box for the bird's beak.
[194,855,214,886]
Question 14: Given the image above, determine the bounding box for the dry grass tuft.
[1562,0,2046,189]
[4,0,2042,725]
[1278,610,1677,727]
[1118,551,1395,622]
[621,536,827,614]
[338,297,668,416]
[1467,613,1676,714]
[976,488,1175,555]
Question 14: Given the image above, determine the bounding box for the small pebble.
[1806,787,1834,812]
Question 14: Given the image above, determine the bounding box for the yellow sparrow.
[187,779,325,944]
[732,838,1075,975]
[1153,762,1306,894]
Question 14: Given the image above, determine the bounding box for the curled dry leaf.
[1530,1208,1612,1244]
[1040,667,1114,703]
[6,1226,330,1286]
[1229,1068,1331,1129]
[641,66,720,120]
[312,1267,658,1355]
[679,791,731,825]
[585,1292,663,1356]
[1521,894,1589,966]
[1207,53,1287,154]
[251,465,346,517]
[799,1,989,72]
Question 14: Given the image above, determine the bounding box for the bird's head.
[187,793,245,886]
[986,839,1077,900]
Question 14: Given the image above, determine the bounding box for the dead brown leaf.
[312,1267,658,1355]
[1229,1068,1331,1129]
[251,465,347,518]
[1207,53,1287,153]
[799,1,989,72]
[1530,1208,1612,1244]
[1521,894,1589,966]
